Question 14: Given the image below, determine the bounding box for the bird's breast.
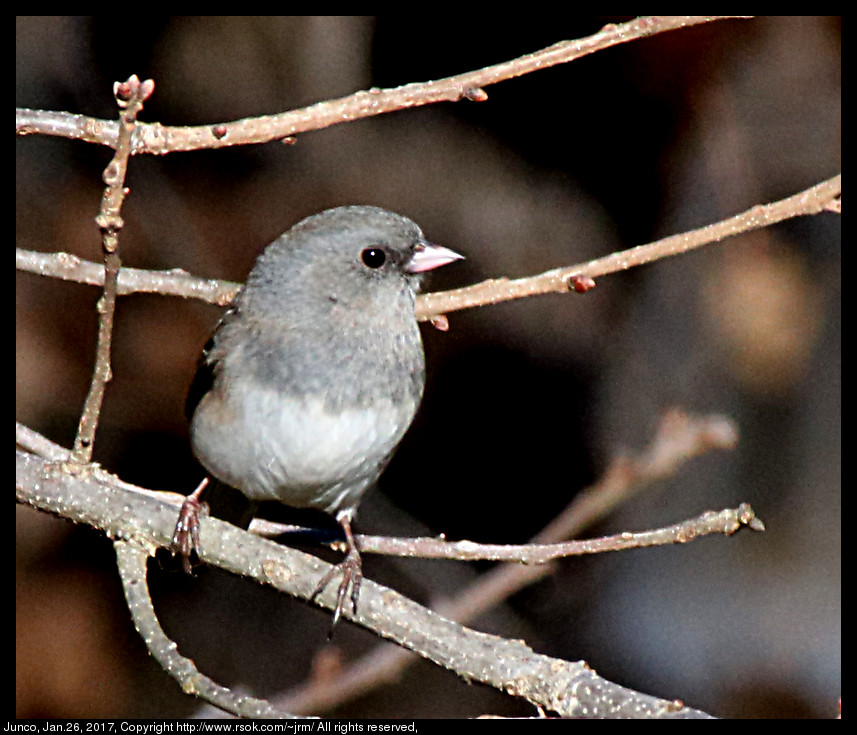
[190,380,419,514]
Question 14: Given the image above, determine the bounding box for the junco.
[173,205,463,628]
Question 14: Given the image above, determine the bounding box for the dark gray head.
[201,206,463,410]
[241,206,462,322]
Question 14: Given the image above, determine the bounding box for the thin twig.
[416,174,842,319]
[15,17,749,155]
[528,409,740,545]
[14,249,239,305]
[70,76,154,464]
[345,504,763,563]
[256,410,743,563]
[15,174,842,321]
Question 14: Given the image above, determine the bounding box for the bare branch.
[17,174,841,321]
[341,505,762,563]
[70,76,153,464]
[17,448,717,718]
[254,409,748,565]
[15,17,749,155]
[15,401,747,719]
[16,411,750,568]
[15,248,239,306]
[115,541,306,719]
[416,174,842,319]
[16,422,72,462]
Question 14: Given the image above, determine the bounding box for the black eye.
[361,247,387,268]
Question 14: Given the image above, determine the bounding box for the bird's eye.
[361,247,387,268]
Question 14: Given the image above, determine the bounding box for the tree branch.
[14,248,239,306]
[15,17,749,155]
[252,409,747,565]
[17,446,731,718]
[70,76,153,464]
[17,408,754,718]
[114,541,304,719]
[16,409,751,569]
[416,174,842,319]
[15,174,841,323]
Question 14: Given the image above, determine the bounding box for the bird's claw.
[170,478,209,573]
[311,548,363,636]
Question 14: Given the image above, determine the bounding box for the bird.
[172,205,464,628]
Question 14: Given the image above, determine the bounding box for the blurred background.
[16,16,840,719]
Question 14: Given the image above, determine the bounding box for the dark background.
[17,16,840,718]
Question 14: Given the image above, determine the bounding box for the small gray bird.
[174,205,463,627]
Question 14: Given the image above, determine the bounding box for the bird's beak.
[407,241,465,274]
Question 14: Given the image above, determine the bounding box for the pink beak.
[407,241,465,274]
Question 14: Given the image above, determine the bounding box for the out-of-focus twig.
[275,409,742,714]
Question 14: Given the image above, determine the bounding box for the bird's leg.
[311,510,363,631]
[170,477,210,573]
